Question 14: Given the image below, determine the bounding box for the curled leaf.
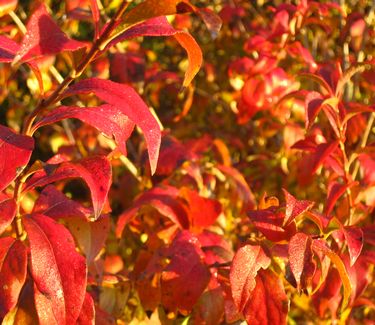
[63,78,161,174]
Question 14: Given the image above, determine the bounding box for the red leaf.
[288,233,316,291]
[0,35,19,62]
[283,189,314,225]
[116,185,189,237]
[63,78,161,174]
[312,239,352,311]
[161,230,211,311]
[14,4,86,63]
[23,214,87,324]
[242,269,288,325]
[179,187,222,228]
[0,197,16,235]
[325,181,355,215]
[0,237,28,318]
[343,226,363,267]
[33,185,91,219]
[33,186,110,263]
[32,104,135,156]
[108,16,202,88]
[247,208,297,242]
[305,91,324,129]
[77,293,95,325]
[230,244,271,313]
[310,141,340,174]
[90,0,100,39]
[0,125,34,191]
[0,35,45,93]
[25,156,112,219]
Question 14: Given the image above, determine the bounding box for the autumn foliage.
[0,0,374,324]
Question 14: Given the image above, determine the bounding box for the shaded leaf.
[116,185,189,237]
[63,78,160,174]
[108,16,202,88]
[161,230,211,312]
[0,35,19,62]
[305,91,324,129]
[192,287,225,325]
[66,215,110,264]
[248,208,297,242]
[342,226,363,267]
[33,185,90,219]
[242,269,288,325]
[0,125,34,191]
[0,238,27,318]
[33,104,135,156]
[230,244,270,313]
[14,3,86,63]
[288,233,316,291]
[25,156,112,220]
[23,214,87,324]
[0,197,16,236]
[77,293,95,325]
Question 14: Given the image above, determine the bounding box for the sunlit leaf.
[24,214,87,324]
[63,78,161,174]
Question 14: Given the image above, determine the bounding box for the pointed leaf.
[120,0,191,26]
[230,244,271,313]
[24,214,87,324]
[25,156,111,219]
[0,197,16,235]
[0,238,28,318]
[161,230,211,311]
[310,141,340,174]
[248,208,297,242]
[0,125,34,191]
[305,91,324,129]
[32,104,135,156]
[14,4,86,63]
[283,189,314,225]
[343,226,363,267]
[33,186,110,263]
[63,78,160,174]
[325,181,355,215]
[108,17,202,88]
[242,269,289,325]
[312,239,352,311]
[288,233,316,291]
